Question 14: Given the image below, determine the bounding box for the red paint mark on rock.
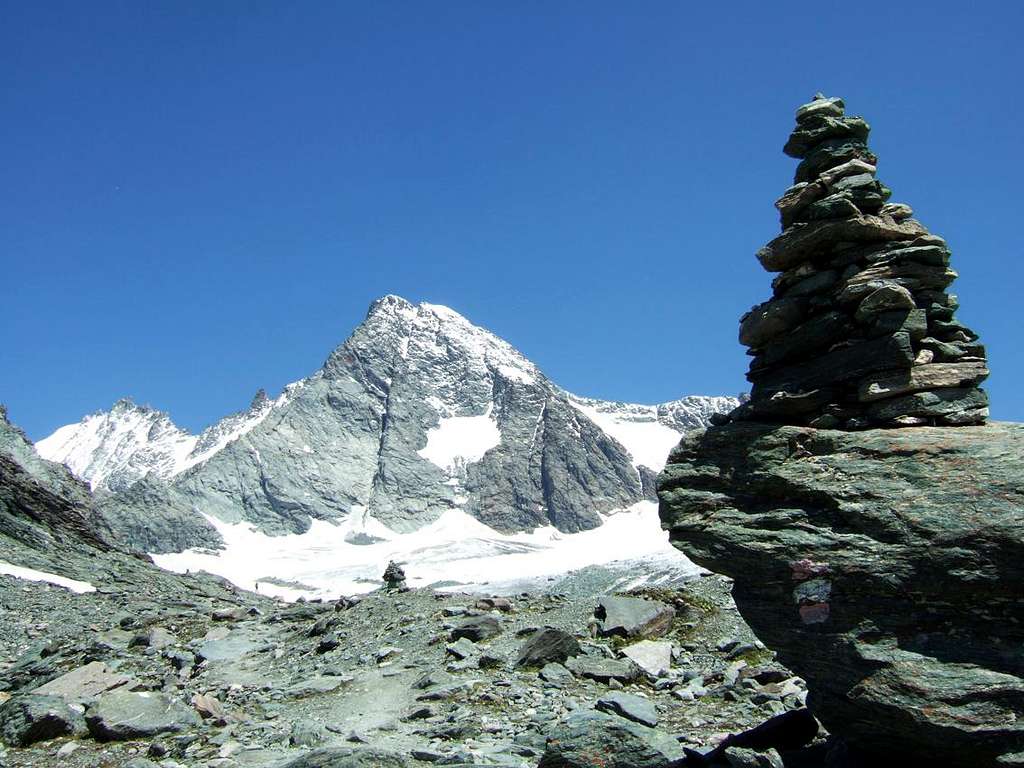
[791,558,831,581]
[799,602,830,624]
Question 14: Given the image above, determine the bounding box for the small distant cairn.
[729,94,988,429]
[382,560,407,591]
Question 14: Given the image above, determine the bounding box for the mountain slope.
[36,296,738,547]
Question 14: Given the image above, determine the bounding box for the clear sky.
[3,2,1021,439]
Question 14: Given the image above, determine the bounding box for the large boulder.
[449,615,501,643]
[595,691,659,727]
[594,595,674,639]
[280,747,410,767]
[658,421,1024,766]
[538,709,683,767]
[85,690,201,741]
[620,640,672,678]
[32,661,132,702]
[514,628,582,668]
[0,694,84,746]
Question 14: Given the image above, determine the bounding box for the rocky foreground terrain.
[1,399,823,768]
[0,564,825,768]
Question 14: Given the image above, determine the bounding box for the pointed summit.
[249,388,271,411]
[366,294,416,319]
[732,95,988,429]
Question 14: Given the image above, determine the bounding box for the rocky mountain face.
[36,296,737,552]
[0,406,112,564]
[732,94,988,429]
[659,96,1023,767]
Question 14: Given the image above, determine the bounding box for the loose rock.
[85,690,201,741]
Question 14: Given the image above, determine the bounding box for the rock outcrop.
[732,95,988,429]
[660,421,1024,765]
[659,96,1019,766]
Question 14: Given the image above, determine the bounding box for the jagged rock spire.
[731,95,988,429]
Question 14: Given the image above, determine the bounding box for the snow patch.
[497,364,535,385]
[0,561,96,593]
[568,398,682,473]
[417,404,501,474]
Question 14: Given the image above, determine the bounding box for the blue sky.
[3,2,1021,439]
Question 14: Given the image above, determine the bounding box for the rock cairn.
[731,94,988,429]
[382,560,406,590]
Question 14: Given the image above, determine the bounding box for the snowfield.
[567,397,684,472]
[417,404,502,474]
[152,501,699,601]
[0,561,96,593]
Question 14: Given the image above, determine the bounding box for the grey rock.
[739,298,804,348]
[784,115,869,159]
[854,282,915,322]
[290,720,327,746]
[795,95,844,122]
[0,694,84,746]
[191,693,228,723]
[85,690,201,741]
[145,626,177,649]
[594,595,674,639]
[858,361,989,402]
[659,421,1024,766]
[195,632,259,663]
[724,746,785,768]
[595,691,658,727]
[411,670,453,690]
[514,628,582,668]
[449,615,501,643]
[753,313,847,370]
[620,640,672,678]
[445,638,478,660]
[756,214,924,273]
[32,661,132,702]
[539,663,574,686]
[285,676,346,697]
[865,385,989,424]
[538,710,683,767]
[475,596,513,612]
[794,137,878,184]
[280,747,410,767]
[317,633,341,654]
[565,656,640,684]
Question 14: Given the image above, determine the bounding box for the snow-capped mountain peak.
[34,398,195,491]
[36,387,291,492]
[35,296,739,546]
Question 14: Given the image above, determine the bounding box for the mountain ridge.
[35,295,739,551]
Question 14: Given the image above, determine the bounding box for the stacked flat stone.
[732,94,988,429]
